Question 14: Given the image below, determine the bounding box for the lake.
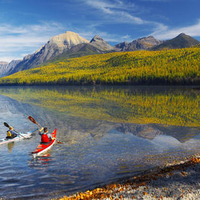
[0,86,199,199]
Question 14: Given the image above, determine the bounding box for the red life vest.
[41,134,49,143]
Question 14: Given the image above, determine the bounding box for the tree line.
[0,47,199,85]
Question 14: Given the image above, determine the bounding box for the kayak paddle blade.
[28,116,37,125]
[4,122,10,128]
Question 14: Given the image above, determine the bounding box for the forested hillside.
[0,47,199,85]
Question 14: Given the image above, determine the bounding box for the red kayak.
[32,128,57,158]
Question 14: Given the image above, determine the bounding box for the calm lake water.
[0,86,199,199]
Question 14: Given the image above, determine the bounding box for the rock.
[90,35,114,51]
[8,31,90,74]
[0,60,21,77]
[115,36,163,51]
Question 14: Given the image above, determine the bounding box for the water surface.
[0,86,199,199]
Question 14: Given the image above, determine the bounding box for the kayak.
[31,128,57,158]
[0,128,38,145]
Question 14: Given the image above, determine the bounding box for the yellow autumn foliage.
[0,48,199,85]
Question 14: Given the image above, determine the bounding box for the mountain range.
[152,33,200,50]
[1,31,199,77]
[0,60,21,77]
[115,36,163,51]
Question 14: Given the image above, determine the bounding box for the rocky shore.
[58,156,200,200]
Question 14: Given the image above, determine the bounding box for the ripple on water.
[0,86,199,199]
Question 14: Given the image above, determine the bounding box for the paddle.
[3,122,26,138]
[28,116,42,128]
[4,122,10,128]
[28,116,63,144]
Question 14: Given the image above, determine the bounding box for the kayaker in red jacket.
[39,127,52,143]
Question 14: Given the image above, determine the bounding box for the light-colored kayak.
[32,128,57,158]
[0,128,38,145]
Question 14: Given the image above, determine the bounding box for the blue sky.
[0,0,200,62]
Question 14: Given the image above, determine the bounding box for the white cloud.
[79,30,125,43]
[152,19,200,40]
[83,0,200,42]
[122,34,131,40]
[1,0,200,62]
[84,0,146,25]
[82,0,167,41]
[0,22,65,62]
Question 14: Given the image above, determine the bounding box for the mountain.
[4,32,200,76]
[114,41,129,51]
[7,31,90,75]
[152,33,200,50]
[50,43,104,62]
[90,35,114,51]
[52,35,116,61]
[0,62,9,77]
[7,34,116,75]
[54,35,115,59]
[115,36,162,51]
[0,60,21,77]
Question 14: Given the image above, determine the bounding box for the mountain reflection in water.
[0,86,199,199]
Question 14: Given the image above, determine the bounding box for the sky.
[1,0,200,62]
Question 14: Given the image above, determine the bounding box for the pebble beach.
[58,156,200,200]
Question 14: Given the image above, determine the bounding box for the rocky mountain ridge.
[90,35,115,51]
[1,31,199,77]
[152,33,200,50]
[115,36,163,51]
[0,62,9,77]
[7,31,90,74]
[0,60,21,77]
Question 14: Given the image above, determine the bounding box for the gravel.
[58,156,200,200]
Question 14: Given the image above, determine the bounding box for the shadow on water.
[0,86,199,199]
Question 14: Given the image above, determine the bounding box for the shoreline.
[58,156,200,199]
[0,83,199,87]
